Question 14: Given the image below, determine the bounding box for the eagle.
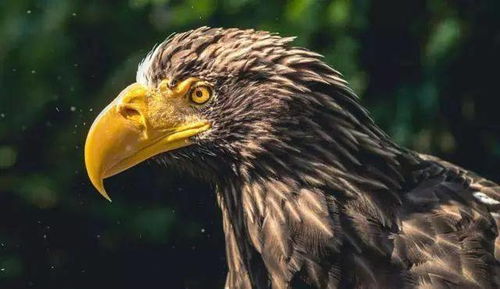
[84,27,500,289]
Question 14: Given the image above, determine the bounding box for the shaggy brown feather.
[138,27,499,289]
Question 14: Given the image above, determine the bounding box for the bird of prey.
[84,27,500,289]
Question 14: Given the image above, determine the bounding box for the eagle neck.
[216,119,421,288]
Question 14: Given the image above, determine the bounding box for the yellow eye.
[189,85,212,105]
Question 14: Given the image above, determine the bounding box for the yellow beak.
[84,83,210,201]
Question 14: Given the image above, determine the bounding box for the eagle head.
[85,26,371,200]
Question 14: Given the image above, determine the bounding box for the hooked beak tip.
[100,190,113,203]
[89,172,112,202]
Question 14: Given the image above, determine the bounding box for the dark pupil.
[195,89,203,98]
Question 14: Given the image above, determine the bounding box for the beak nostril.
[120,106,142,122]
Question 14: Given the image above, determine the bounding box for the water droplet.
[89,108,93,112]
[31,70,36,74]
[201,228,206,233]
[0,113,5,118]
[27,10,32,14]
[70,106,76,112]
[0,268,5,272]
[72,12,77,16]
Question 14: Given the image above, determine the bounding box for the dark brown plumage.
[134,27,500,288]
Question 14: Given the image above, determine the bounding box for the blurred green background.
[1,0,499,288]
